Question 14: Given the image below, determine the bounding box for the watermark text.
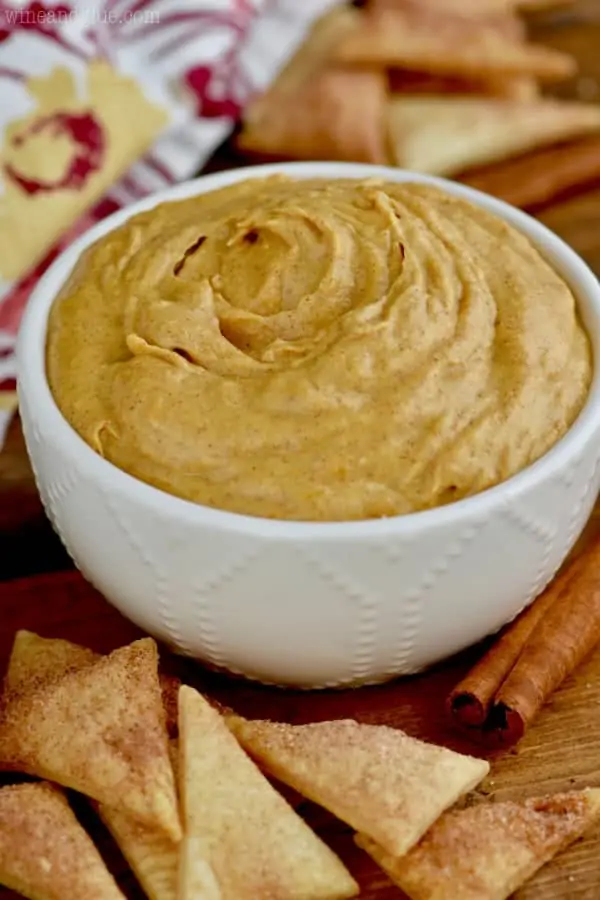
[1,6,160,27]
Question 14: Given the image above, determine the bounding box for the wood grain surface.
[0,570,599,900]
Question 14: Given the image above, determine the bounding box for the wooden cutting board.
[0,570,599,900]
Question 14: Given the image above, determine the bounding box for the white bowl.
[16,162,600,688]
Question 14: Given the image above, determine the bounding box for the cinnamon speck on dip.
[46,177,592,521]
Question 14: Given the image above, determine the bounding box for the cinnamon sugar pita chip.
[0,638,181,841]
[239,7,386,164]
[357,789,600,900]
[334,6,576,81]
[0,781,125,900]
[4,629,180,737]
[227,716,489,858]
[239,67,387,164]
[178,687,358,900]
[387,96,600,176]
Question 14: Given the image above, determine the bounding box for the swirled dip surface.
[47,177,592,521]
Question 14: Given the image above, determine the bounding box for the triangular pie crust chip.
[357,789,600,900]
[334,6,576,81]
[239,67,387,164]
[4,630,180,740]
[179,687,358,900]
[227,716,489,857]
[0,638,181,841]
[0,781,125,900]
[388,96,600,176]
[238,6,386,164]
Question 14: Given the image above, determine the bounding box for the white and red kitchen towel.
[0,0,339,444]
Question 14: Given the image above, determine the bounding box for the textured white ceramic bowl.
[16,162,600,688]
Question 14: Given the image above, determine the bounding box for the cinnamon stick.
[448,535,600,747]
[448,567,573,727]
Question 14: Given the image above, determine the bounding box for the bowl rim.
[16,160,600,540]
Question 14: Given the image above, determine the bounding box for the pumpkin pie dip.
[46,177,592,521]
